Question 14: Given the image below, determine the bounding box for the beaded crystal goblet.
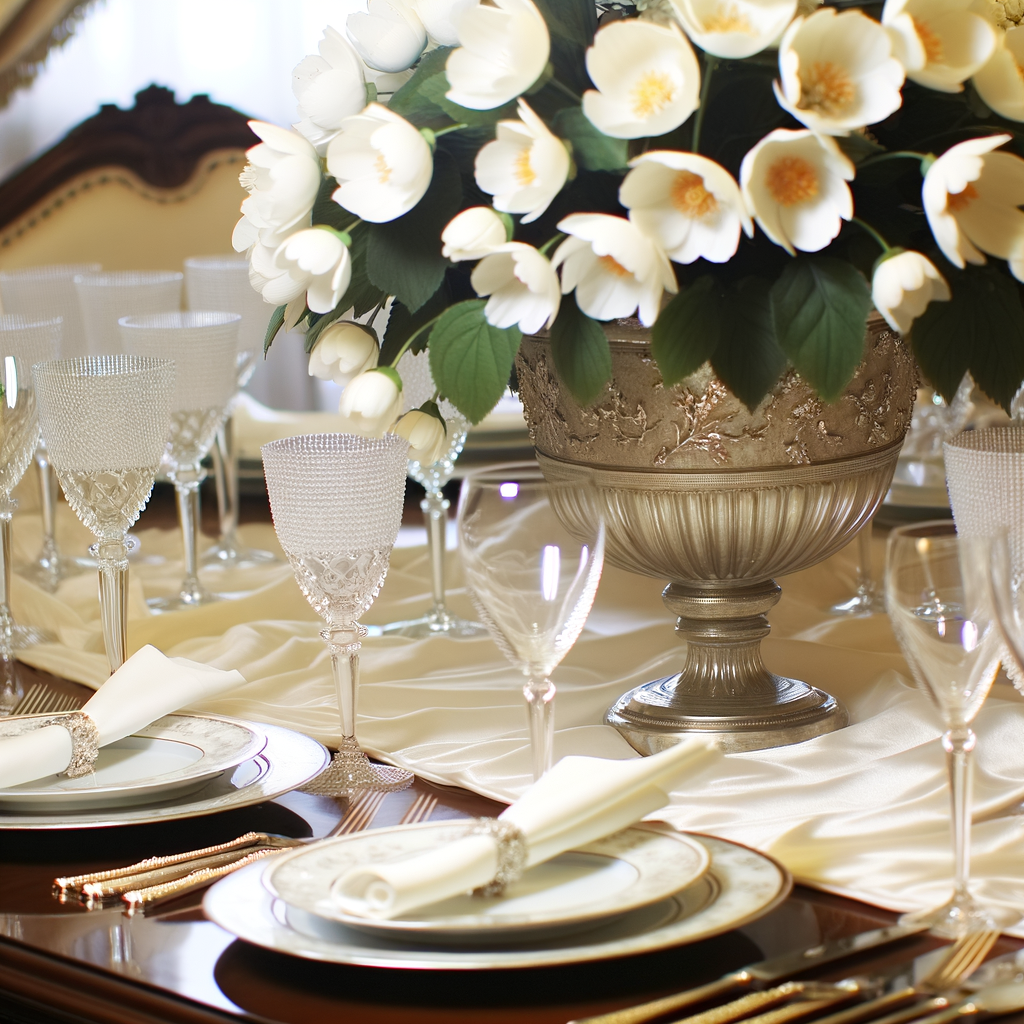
[262,433,413,796]
[34,356,174,673]
[74,271,183,356]
[0,264,101,590]
[119,312,239,612]
[184,255,276,569]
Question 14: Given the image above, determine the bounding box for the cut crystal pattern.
[57,467,159,542]
[287,549,390,625]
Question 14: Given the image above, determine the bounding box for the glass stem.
[944,727,976,904]
[0,511,14,661]
[212,416,241,547]
[856,519,875,594]
[35,447,60,571]
[422,489,449,617]
[323,625,362,742]
[524,677,556,781]
[174,470,203,604]
[96,538,129,673]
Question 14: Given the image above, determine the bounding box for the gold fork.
[400,791,438,825]
[14,686,83,716]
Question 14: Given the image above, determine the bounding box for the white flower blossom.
[441,207,509,261]
[471,243,561,334]
[872,250,951,334]
[292,27,367,154]
[410,0,479,45]
[973,0,1024,121]
[308,322,379,386]
[620,151,752,264]
[392,408,448,464]
[338,368,404,436]
[474,101,570,224]
[273,229,353,314]
[775,9,905,136]
[327,104,433,223]
[583,20,701,140]
[346,0,426,74]
[669,0,799,60]
[445,0,549,110]
[553,214,678,326]
[740,128,855,254]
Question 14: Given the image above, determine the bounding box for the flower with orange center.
[474,100,570,224]
[972,4,1024,120]
[740,128,855,254]
[669,0,797,59]
[883,0,995,94]
[923,133,1024,282]
[620,151,752,264]
[552,214,678,326]
[582,20,700,140]
[775,9,905,136]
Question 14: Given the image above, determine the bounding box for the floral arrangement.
[234,0,1024,456]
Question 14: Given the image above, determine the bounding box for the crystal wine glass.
[0,264,101,590]
[34,356,175,673]
[119,312,239,612]
[830,518,886,616]
[184,255,277,569]
[457,463,605,780]
[383,351,485,638]
[262,432,413,796]
[74,271,183,355]
[885,521,1020,936]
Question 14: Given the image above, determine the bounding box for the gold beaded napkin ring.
[1,711,100,777]
[467,818,527,897]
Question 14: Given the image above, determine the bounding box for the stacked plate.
[0,713,328,829]
[205,821,792,969]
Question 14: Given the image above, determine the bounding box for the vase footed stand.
[607,579,847,755]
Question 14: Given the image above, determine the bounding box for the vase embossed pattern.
[516,314,916,753]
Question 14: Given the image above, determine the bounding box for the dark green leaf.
[428,299,522,423]
[419,72,519,126]
[651,276,724,386]
[553,107,627,172]
[712,277,787,410]
[836,133,886,165]
[366,150,462,312]
[388,46,453,128]
[338,223,386,320]
[549,294,611,406]
[533,0,597,96]
[380,281,452,365]
[263,304,286,355]
[911,264,1024,411]
[311,175,351,231]
[771,256,871,402]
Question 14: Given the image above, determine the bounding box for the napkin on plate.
[0,644,247,789]
[333,737,719,920]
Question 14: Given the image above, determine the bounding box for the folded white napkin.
[333,737,719,920]
[0,644,246,789]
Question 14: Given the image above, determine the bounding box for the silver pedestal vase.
[516,315,915,753]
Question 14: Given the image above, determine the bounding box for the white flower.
[441,207,509,261]
[922,133,1024,282]
[740,128,854,254]
[973,18,1024,121]
[445,0,550,110]
[410,0,479,45]
[346,0,426,74]
[392,408,448,464]
[327,104,433,223]
[308,322,379,386]
[338,368,404,437]
[292,27,367,154]
[669,0,798,59]
[775,9,905,136]
[582,20,701,140]
[471,243,561,334]
[474,101,570,225]
[249,242,301,306]
[882,0,996,93]
[871,251,951,334]
[273,229,353,314]
[233,122,320,250]
[620,151,752,264]
[552,214,678,326]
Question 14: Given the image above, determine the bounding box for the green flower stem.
[342,218,362,234]
[852,217,894,256]
[389,313,444,368]
[690,55,718,156]
[538,232,567,256]
[858,150,932,172]
[549,77,583,104]
[433,122,468,138]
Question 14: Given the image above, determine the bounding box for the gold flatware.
[903,981,1024,1024]
[13,684,83,716]
[400,792,438,825]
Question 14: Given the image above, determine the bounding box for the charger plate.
[0,713,267,811]
[0,720,327,829]
[204,831,791,970]
[265,822,711,943]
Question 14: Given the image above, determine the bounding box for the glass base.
[17,554,96,593]
[900,895,1021,938]
[380,609,489,639]
[10,623,55,650]
[830,587,887,617]
[146,586,221,615]
[201,539,279,570]
[302,738,413,797]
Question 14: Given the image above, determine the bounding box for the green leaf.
[380,281,451,365]
[553,107,627,172]
[366,150,462,312]
[533,0,597,96]
[549,294,611,406]
[311,175,351,232]
[264,304,286,355]
[388,46,453,128]
[771,256,871,402]
[910,264,1024,411]
[712,277,788,410]
[651,276,724,386]
[418,71,518,126]
[428,299,522,423]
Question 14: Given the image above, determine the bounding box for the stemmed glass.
[830,518,885,616]
[457,463,605,780]
[262,433,413,796]
[885,521,1020,936]
[383,351,485,637]
[0,264,101,590]
[119,312,239,612]
[184,255,277,568]
[74,271,183,355]
[34,356,175,673]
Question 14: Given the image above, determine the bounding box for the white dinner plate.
[204,830,791,970]
[0,720,327,828]
[264,822,711,943]
[0,713,267,811]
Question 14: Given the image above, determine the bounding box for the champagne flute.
[457,463,605,780]
[886,521,1019,936]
